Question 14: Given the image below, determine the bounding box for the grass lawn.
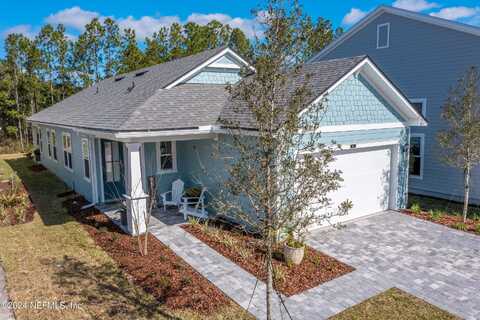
[330,288,460,320]
[0,156,249,320]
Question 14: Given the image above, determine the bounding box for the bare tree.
[213,1,351,318]
[438,66,480,223]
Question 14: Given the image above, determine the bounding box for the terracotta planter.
[283,243,305,265]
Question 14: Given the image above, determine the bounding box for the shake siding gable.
[314,11,480,203]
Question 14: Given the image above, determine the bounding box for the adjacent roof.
[310,5,480,62]
[220,56,368,129]
[28,46,235,131]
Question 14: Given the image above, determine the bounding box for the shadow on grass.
[52,255,181,320]
[5,157,76,227]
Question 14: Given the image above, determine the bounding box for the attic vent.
[135,70,148,77]
[114,76,125,82]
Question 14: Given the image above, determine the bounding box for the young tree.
[74,18,105,86]
[438,66,480,223]
[215,1,351,318]
[168,23,185,60]
[300,17,342,62]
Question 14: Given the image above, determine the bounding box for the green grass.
[0,157,249,320]
[409,194,480,220]
[330,288,460,320]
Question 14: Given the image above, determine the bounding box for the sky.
[0,0,479,56]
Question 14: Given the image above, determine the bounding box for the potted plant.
[283,231,305,265]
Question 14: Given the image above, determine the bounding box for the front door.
[101,140,125,201]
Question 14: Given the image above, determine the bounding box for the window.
[34,127,41,150]
[104,141,122,183]
[157,141,177,173]
[38,129,43,152]
[377,23,390,49]
[410,98,427,118]
[81,138,90,180]
[51,130,57,161]
[46,130,52,158]
[62,133,73,170]
[409,134,424,179]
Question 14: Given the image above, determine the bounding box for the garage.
[317,145,398,226]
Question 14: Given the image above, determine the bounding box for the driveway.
[305,211,480,320]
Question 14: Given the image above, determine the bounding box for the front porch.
[92,134,223,234]
[97,202,187,233]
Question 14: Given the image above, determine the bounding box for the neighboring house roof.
[310,5,480,62]
[28,46,245,131]
[220,55,427,129]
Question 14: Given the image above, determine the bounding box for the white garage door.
[318,146,394,225]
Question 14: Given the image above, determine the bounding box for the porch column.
[124,143,148,235]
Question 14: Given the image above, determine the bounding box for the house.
[310,5,480,204]
[28,46,425,234]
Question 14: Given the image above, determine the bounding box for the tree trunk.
[463,165,471,223]
[266,228,273,320]
[13,68,24,150]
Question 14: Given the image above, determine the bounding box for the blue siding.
[186,70,241,84]
[37,125,94,202]
[322,74,403,126]
[320,128,404,145]
[315,12,480,203]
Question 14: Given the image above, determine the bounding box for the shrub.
[430,209,443,221]
[273,266,286,284]
[181,276,192,287]
[475,224,480,234]
[158,276,171,290]
[410,203,422,214]
[0,205,6,222]
[219,233,238,249]
[237,247,252,260]
[453,222,467,231]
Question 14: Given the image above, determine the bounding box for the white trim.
[409,133,425,180]
[81,138,91,182]
[97,139,105,203]
[90,137,98,204]
[46,128,52,159]
[156,141,177,174]
[62,132,73,172]
[376,23,390,49]
[320,122,404,133]
[302,139,399,154]
[389,144,401,210]
[165,48,253,89]
[309,5,480,62]
[409,98,427,118]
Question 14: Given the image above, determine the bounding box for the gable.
[312,6,480,62]
[320,74,404,127]
[184,53,243,85]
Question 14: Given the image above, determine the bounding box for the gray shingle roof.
[28,46,228,131]
[29,51,367,133]
[219,55,367,129]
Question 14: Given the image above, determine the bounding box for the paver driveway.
[306,211,480,320]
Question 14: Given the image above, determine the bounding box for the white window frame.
[410,98,427,118]
[46,129,52,159]
[62,132,73,172]
[81,138,91,181]
[156,141,177,174]
[377,23,390,49]
[51,129,58,161]
[38,129,43,153]
[409,133,424,180]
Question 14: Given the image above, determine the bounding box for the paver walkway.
[0,265,14,320]
[104,209,480,319]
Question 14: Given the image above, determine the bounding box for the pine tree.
[144,27,169,65]
[118,28,145,73]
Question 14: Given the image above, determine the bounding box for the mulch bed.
[64,196,233,314]
[29,164,46,172]
[57,190,76,198]
[0,180,35,226]
[182,223,354,296]
[403,209,480,236]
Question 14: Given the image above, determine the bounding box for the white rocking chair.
[179,187,208,220]
[160,179,184,211]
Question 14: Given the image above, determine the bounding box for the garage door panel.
[314,146,393,226]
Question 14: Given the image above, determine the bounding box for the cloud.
[45,6,100,31]
[392,0,439,12]
[117,15,180,38]
[430,6,480,20]
[342,8,368,26]
[187,13,261,38]
[2,24,36,39]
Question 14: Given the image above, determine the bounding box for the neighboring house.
[310,5,480,203]
[28,46,425,234]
